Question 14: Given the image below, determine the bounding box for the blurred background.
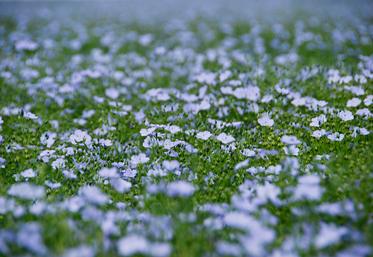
[1,0,372,23]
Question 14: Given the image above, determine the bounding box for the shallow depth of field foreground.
[0,1,372,256]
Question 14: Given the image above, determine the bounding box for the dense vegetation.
[0,2,372,256]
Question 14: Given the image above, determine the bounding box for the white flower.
[0,157,5,168]
[15,39,38,51]
[284,145,299,156]
[164,125,181,134]
[23,112,38,120]
[121,236,171,257]
[234,160,249,170]
[258,113,274,127]
[69,130,92,145]
[63,147,75,156]
[0,116,3,125]
[82,110,96,119]
[327,132,344,141]
[63,170,77,179]
[344,85,364,96]
[162,139,183,150]
[105,88,119,99]
[351,127,370,137]
[294,175,323,200]
[195,72,216,85]
[312,129,326,139]
[339,75,352,84]
[241,149,256,157]
[130,153,149,167]
[364,95,372,106]
[139,34,153,46]
[261,94,273,103]
[99,139,112,147]
[196,131,212,140]
[52,158,65,170]
[40,132,57,148]
[254,182,281,205]
[110,178,131,193]
[281,135,301,145]
[63,245,95,257]
[93,96,104,103]
[149,243,171,257]
[140,127,157,136]
[216,133,235,144]
[291,97,306,107]
[315,223,347,248]
[117,235,148,256]
[356,108,371,118]
[16,223,47,255]
[146,88,171,101]
[346,98,361,108]
[338,110,354,121]
[122,169,137,178]
[38,150,56,163]
[8,183,45,200]
[360,128,369,135]
[45,180,61,189]
[99,167,118,178]
[219,70,231,82]
[223,211,254,230]
[162,160,180,171]
[20,168,36,178]
[50,120,59,129]
[310,114,327,127]
[233,86,260,101]
[74,118,86,126]
[79,186,108,205]
[167,181,195,197]
[275,52,298,65]
[216,242,241,256]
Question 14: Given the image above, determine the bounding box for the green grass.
[0,6,372,257]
